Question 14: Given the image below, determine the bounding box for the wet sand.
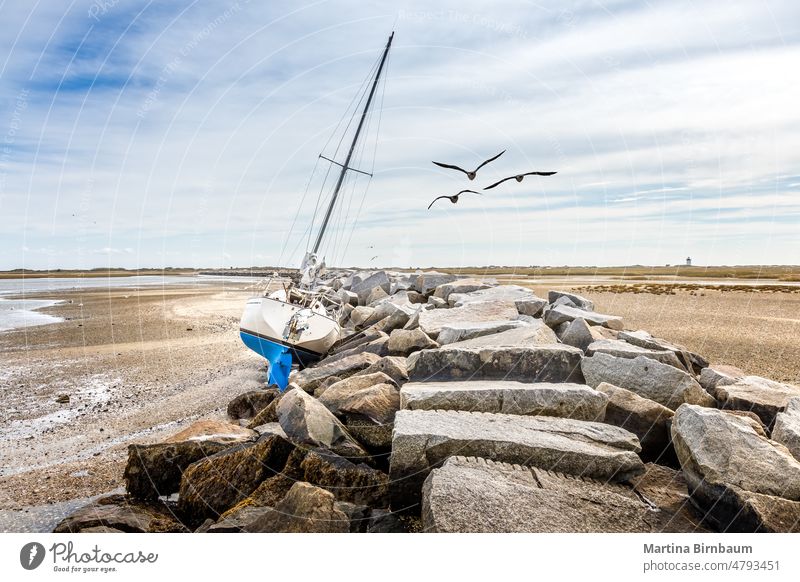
[0,281,267,530]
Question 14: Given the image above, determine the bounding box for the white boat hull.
[239,296,341,362]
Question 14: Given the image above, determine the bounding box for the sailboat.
[239,32,394,390]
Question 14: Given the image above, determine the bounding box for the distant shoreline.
[2,265,798,281]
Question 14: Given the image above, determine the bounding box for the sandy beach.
[1,274,799,532]
[0,280,267,530]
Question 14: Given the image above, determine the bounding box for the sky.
[1,0,799,270]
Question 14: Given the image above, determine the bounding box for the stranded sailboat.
[239,32,394,389]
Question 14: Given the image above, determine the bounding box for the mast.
[311,32,393,254]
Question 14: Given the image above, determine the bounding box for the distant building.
[685,257,692,266]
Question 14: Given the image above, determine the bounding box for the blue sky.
[1,0,799,269]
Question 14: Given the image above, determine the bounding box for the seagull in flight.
[432,150,506,180]
[483,171,557,190]
[428,190,482,210]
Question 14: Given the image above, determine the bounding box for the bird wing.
[474,149,506,172]
[432,161,469,175]
[483,176,514,190]
[522,171,558,176]
[428,195,451,209]
[458,189,483,196]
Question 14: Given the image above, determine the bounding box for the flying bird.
[427,190,482,210]
[432,150,506,180]
[483,171,557,190]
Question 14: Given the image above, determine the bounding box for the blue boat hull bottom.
[240,330,323,390]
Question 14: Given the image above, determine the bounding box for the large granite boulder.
[559,318,594,352]
[277,387,368,459]
[408,345,584,384]
[350,306,376,327]
[320,333,390,365]
[597,382,675,464]
[448,284,540,308]
[300,448,390,507]
[586,339,685,369]
[544,304,623,330]
[436,319,531,346]
[413,271,457,295]
[400,380,607,421]
[698,364,746,397]
[54,495,187,533]
[629,464,709,532]
[617,330,707,374]
[715,376,800,428]
[388,328,438,356]
[548,290,594,311]
[289,352,381,392]
[178,434,295,521]
[773,397,800,461]
[432,278,494,301]
[389,409,644,509]
[351,271,391,304]
[245,483,351,533]
[416,300,519,339]
[422,457,653,532]
[164,419,257,444]
[440,320,558,349]
[581,353,715,410]
[672,404,800,531]
[227,388,281,420]
[515,296,549,317]
[339,383,400,425]
[317,372,396,415]
[354,356,408,385]
[125,440,230,501]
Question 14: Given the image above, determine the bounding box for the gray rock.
[54,495,187,533]
[544,304,623,330]
[375,305,415,333]
[317,372,397,415]
[629,463,710,532]
[277,388,368,459]
[449,284,540,308]
[178,434,295,520]
[300,448,390,507]
[408,345,584,384]
[413,271,457,295]
[441,321,558,349]
[227,388,281,420]
[436,319,531,346]
[548,290,594,311]
[252,422,288,439]
[351,271,391,304]
[550,295,577,308]
[339,303,354,325]
[698,364,746,397]
[581,353,715,410]
[400,380,607,421]
[320,333,389,365]
[354,356,408,385]
[716,376,800,428]
[417,299,520,339]
[124,441,230,500]
[406,290,426,304]
[422,457,655,533]
[515,296,548,317]
[350,306,376,327]
[389,409,644,509]
[344,415,394,452]
[245,483,351,533]
[559,318,594,352]
[617,330,705,373]
[366,286,390,306]
[205,506,273,533]
[427,296,447,308]
[289,352,381,392]
[596,382,675,464]
[433,278,494,301]
[337,288,359,307]
[773,398,800,461]
[339,383,400,425]
[586,339,685,368]
[672,404,800,529]
[388,328,438,356]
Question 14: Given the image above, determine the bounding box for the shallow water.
[0,298,64,331]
